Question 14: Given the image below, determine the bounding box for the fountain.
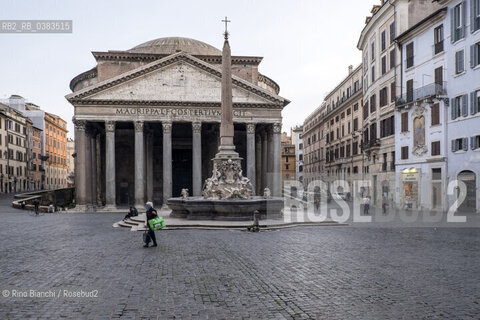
[167,19,283,221]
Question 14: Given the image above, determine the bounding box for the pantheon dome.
[127,37,222,56]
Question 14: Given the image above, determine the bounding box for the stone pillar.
[146,131,154,203]
[73,120,87,211]
[255,132,262,196]
[96,132,102,206]
[90,132,97,209]
[134,121,145,209]
[192,121,202,196]
[267,126,274,189]
[272,122,282,197]
[246,123,256,195]
[261,130,268,191]
[162,121,172,205]
[104,121,116,210]
[84,128,92,208]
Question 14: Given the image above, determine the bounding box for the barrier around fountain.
[167,196,284,221]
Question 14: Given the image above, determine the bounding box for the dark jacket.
[146,208,158,230]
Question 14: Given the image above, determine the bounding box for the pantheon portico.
[66,37,289,210]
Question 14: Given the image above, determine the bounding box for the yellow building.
[0,102,31,193]
[44,112,68,189]
[281,133,296,184]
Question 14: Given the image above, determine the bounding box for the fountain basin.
[167,196,284,221]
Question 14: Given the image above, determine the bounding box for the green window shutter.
[452,139,456,152]
[451,8,456,43]
[463,137,468,151]
[451,98,456,120]
[462,95,468,117]
[472,0,476,33]
[471,92,476,115]
[462,1,467,37]
[471,137,475,150]
[471,45,475,68]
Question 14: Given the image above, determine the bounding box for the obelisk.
[218,17,237,156]
[202,17,253,200]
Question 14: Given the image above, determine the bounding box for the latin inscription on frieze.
[115,107,247,118]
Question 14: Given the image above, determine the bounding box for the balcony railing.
[395,82,447,107]
[361,138,380,151]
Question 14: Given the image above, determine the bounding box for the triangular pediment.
[66,52,287,107]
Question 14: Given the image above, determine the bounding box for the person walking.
[33,198,40,216]
[363,195,370,215]
[144,202,158,248]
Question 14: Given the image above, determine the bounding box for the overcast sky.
[0,0,374,137]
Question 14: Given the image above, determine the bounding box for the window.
[371,41,375,61]
[401,112,409,132]
[370,123,377,141]
[353,118,358,131]
[389,21,395,44]
[353,141,359,155]
[473,0,480,32]
[432,168,442,180]
[390,49,396,70]
[401,146,409,160]
[406,79,414,103]
[431,141,441,156]
[452,137,468,152]
[452,3,465,43]
[391,151,395,170]
[434,66,443,86]
[451,94,468,120]
[391,82,396,103]
[455,50,465,74]
[370,94,376,113]
[406,42,414,68]
[353,103,359,111]
[471,90,480,115]
[354,80,360,93]
[371,65,375,82]
[381,56,387,75]
[381,30,386,51]
[363,101,369,120]
[434,25,444,54]
[471,41,480,68]
[382,153,387,171]
[431,103,440,126]
[471,135,480,150]
[380,87,388,107]
[347,108,351,116]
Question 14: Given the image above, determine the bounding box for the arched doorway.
[458,170,477,212]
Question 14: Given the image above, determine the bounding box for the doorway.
[458,170,476,212]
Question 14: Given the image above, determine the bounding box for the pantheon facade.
[67,37,289,210]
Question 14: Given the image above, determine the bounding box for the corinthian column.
[261,130,268,191]
[246,123,256,195]
[73,119,87,211]
[134,121,145,209]
[162,121,172,205]
[255,132,262,195]
[104,121,116,210]
[192,121,202,196]
[272,122,282,197]
[146,131,154,203]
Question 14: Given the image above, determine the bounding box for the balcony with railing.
[361,138,380,151]
[395,82,447,107]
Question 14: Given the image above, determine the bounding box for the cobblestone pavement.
[0,194,479,319]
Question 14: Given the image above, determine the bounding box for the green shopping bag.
[148,216,166,231]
